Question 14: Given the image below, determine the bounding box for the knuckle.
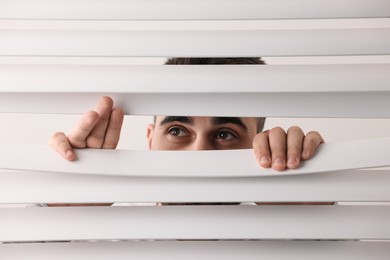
[269,146,285,157]
[252,132,268,145]
[270,126,285,134]
[305,137,316,147]
[51,132,65,139]
[86,137,103,148]
[88,132,105,140]
[287,126,303,135]
[68,134,86,148]
[67,133,82,143]
[306,130,321,137]
[288,144,301,154]
[253,145,270,156]
[103,140,118,149]
[305,131,324,145]
[49,132,65,146]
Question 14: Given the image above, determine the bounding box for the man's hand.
[253,126,324,171]
[49,96,124,161]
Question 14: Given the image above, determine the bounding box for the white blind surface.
[1,64,389,117]
[1,29,389,57]
[2,241,390,260]
[1,206,390,241]
[1,0,389,252]
[1,0,389,20]
[0,65,390,117]
[1,138,389,177]
[1,64,389,92]
[1,92,389,118]
[1,169,389,203]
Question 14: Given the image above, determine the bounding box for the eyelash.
[215,129,239,141]
[166,126,239,142]
[167,126,188,137]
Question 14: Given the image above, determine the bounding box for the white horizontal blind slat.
[1,206,389,241]
[1,241,390,260]
[1,64,389,92]
[2,19,388,31]
[3,92,390,118]
[1,65,390,117]
[1,0,389,20]
[1,139,389,177]
[0,29,389,57]
[0,169,389,203]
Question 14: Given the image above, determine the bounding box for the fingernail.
[288,157,298,167]
[302,150,310,159]
[287,157,298,164]
[259,156,271,166]
[273,157,285,167]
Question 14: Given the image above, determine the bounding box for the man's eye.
[168,127,188,137]
[216,130,237,140]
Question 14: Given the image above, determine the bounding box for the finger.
[49,132,77,161]
[252,130,272,168]
[102,108,124,149]
[87,96,114,148]
[286,126,304,169]
[302,131,325,160]
[268,127,287,171]
[68,111,99,148]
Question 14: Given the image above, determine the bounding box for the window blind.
[0,0,389,258]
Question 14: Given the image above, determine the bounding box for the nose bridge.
[191,134,214,150]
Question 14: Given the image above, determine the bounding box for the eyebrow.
[159,116,248,131]
[212,117,248,131]
[159,116,193,126]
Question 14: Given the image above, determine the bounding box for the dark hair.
[162,57,266,133]
[165,57,266,65]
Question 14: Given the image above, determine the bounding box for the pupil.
[171,129,179,135]
[218,132,227,139]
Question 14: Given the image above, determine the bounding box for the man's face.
[147,116,258,150]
